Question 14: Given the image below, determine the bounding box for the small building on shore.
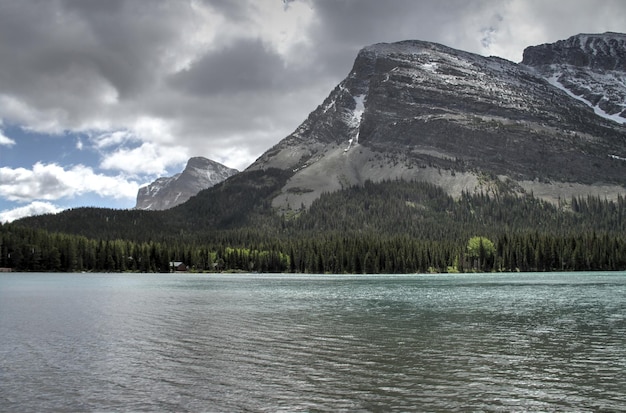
[169,262,188,272]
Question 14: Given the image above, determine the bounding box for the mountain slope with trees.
[4,33,626,274]
[5,179,626,273]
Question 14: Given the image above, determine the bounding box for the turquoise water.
[1,272,625,411]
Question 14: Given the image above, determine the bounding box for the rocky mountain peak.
[135,157,238,210]
[522,32,626,124]
[184,157,235,179]
[186,156,216,169]
[249,35,626,212]
[522,32,626,70]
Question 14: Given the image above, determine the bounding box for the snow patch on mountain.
[546,72,626,124]
[322,96,336,114]
[345,94,366,152]
[422,62,437,73]
[522,33,626,125]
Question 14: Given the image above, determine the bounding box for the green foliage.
[5,178,626,273]
[467,236,496,271]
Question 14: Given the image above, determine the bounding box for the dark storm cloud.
[1,0,625,220]
[53,0,161,97]
[171,39,292,95]
[308,0,625,66]
[198,0,252,21]
[60,0,126,14]
[299,0,504,81]
[0,0,624,174]
[311,0,453,44]
[0,0,198,125]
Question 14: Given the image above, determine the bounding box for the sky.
[1,0,624,222]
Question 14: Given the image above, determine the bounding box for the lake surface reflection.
[1,272,625,411]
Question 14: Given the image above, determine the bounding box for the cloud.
[99,142,188,175]
[469,0,626,61]
[170,38,291,96]
[0,0,208,132]
[0,0,328,172]
[0,201,62,223]
[307,0,626,62]
[0,162,141,202]
[0,130,15,146]
[0,0,624,177]
[91,130,134,149]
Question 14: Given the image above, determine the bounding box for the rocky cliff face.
[135,157,238,210]
[522,32,626,123]
[522,32,626,70]
[248,36,626,212]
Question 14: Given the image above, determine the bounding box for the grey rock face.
[248,36,626,211]
[522,32,626,123]
[135,157,238,210]
[522,32,626,70]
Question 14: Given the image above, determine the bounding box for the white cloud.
[0,201,62,223]
[0,129,15,146]
[210,144,259,172]
[0,162,141,202]
[251,0,315,59]
[133,116,177,144]
[0,0,623,188]
[92,130,135,149]
[99,142,188,175]
[0,94,69,134]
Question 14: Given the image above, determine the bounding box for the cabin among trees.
[169,261,188,272]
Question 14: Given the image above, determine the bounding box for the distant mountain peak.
[522,32,626,124]
[186,156,221,169]
[135,157,238,210]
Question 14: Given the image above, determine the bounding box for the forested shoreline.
[3,180,626,274]
[2,225,626,273]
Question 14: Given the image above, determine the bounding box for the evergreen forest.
[3,176,626,274]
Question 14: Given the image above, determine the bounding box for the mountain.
[12,33,626,240]
[8,33,626,274]
[248,35,626,212]
[135,157,238,210]
[522,32,626,124]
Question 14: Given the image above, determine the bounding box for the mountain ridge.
[522,32,626,124]
[11,32,626,236]
[248,34,626,212]
[135,156,238,210]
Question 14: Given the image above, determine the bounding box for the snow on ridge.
[578,35,596,56]
[363,41,433,57]
[547,73,626,125]
[577,32,626,56]
[609,154,626,161]
[422,62,438,73]
[322,98,336,114]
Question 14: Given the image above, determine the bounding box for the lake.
[1,272,625,411]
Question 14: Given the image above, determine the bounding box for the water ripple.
[1,272,625,411]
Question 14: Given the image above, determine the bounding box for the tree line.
[4,179,626,273]
[2,224,626,274]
